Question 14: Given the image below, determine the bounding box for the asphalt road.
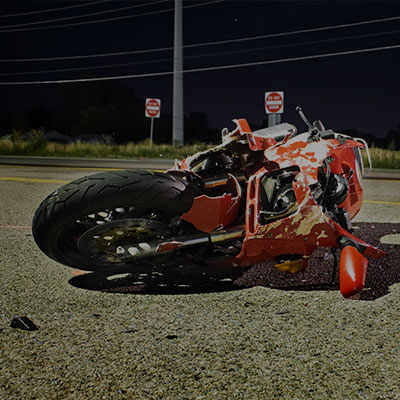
[0,155,175,171]
[1,162,399,399]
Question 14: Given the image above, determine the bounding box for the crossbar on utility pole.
[172,0,184,146]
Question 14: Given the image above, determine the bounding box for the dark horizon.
[1,0,400,140]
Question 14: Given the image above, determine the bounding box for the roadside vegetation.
[0,135,211,161]
[363,145,400,169]
[0,133,399,169]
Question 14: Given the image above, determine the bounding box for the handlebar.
[295,106,313,130]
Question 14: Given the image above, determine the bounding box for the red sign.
[145,98,161,118]
[265,91,284,114]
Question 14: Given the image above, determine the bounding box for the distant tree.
[71,105,121,136]
[206,127,221,144]
[0,110,14,135]
[184,112,209,143]
[115,103,147,143]
[386,126,400,150]
[71,102,150,143]
[340,128,386,148]
[14,115,30,133]
[2,81,226,144]
[56,81,144,140]
[184,112,220,143]
[25,105,52,129]
[51,109,77,134]
[151,112,171,144]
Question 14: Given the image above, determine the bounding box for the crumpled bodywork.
[236,133,384,266]
[233,118,297,151]
[236,169,384,266]
[264,133,360,184]
[173,117,385,298]
[181,174,242,233]
[264,132,365,218]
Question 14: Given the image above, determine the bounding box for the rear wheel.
[32,170,201,271]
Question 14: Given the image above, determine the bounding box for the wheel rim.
[61,206,185,267]
[78,218,171,263]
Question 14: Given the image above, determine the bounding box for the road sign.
[145,98,161,147]
[145,98,161,118]
[265,91,284,114]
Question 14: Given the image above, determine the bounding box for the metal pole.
[268,113,281,127]
[172,0,184,146]
[150,117,154,148]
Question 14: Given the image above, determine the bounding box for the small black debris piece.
[10,316,38,331]
[165,335,178,340]
[122,326,138,333]
[275,310,290,315]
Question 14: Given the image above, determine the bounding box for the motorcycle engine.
[316,164,352,231]
[326,174,349,205]
[259,168,298,224]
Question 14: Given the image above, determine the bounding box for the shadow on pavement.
[69,223,399,300]
[69,262,250,295]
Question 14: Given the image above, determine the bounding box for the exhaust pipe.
[115,227,244,262]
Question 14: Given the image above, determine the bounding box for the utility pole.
[172,0,184,145]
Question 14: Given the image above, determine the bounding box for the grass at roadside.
[0,138,399,169]
[363,146,400,169]
[0,139,212,161]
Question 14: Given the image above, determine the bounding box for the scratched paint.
[295,206,331,237]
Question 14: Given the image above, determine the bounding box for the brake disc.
[77,218,170,263]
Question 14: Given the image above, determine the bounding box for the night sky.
[1,0,400,139]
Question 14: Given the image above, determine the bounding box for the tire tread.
[32,170,201,269]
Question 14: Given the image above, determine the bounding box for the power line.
[0,58,173,77]
[0,1,171,29]
[2,28,399,77]
[183,14,400,50]
[1,13,399,61]
[187,28,400,60]
[0,0,227,33]
[1,43,399,85]
[0,0,113,19]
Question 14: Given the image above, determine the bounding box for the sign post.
[145,98,161,147]
[265,91,284,127]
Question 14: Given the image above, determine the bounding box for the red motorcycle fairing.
[263,132,361,184]
[170,116,385,297]
[180,129,384,272]
[234,132,384,267]
[181,174,242,233]
[328,147,363,219]
[236,169,384,267]
[339,245,368,298]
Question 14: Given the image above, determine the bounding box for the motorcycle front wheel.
[32,170,201,271]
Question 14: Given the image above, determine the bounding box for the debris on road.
[10,315,38,331]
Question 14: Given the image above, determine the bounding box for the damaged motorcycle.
[32,107,385,298]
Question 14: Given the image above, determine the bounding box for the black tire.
[32,170,201,271]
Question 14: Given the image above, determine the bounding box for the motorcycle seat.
[251,123,297,143]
